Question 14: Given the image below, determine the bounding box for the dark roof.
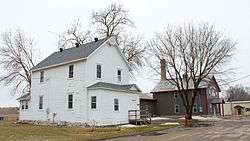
[87,82,141,93]
[32,37,109,71]
[16,93,31,101]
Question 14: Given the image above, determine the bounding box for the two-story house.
[18,37,141,126]
[148,59,223,116]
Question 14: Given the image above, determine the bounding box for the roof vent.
[75,43,79,47]
[94,38,98,42]
[59,48,63,52]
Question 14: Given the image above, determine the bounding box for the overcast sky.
[0,0,250,107]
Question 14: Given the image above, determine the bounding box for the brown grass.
[0,121,177,141]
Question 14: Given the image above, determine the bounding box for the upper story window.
[96,64,102,79]
[68,94,73,109]
[91,96,97,109]
[114,98,119,111]
[40,71,44,83]
[117,69,122,82]
[39,96,43,109]
[69,65,74,78]
[174,92,178,99]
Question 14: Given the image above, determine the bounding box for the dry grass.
[0,121,177,141]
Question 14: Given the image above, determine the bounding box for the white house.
[17,37,141,126]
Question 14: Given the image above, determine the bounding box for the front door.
[238,108,242,115]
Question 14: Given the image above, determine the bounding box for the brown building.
[140,60,224,117]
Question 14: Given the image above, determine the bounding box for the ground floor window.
[68,94,73,109]
[91,96,97,109]
[193,104,198,113]
[21,100,29,110]
[175,104,180,113]
[114,98,119,111]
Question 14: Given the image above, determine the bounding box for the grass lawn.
[0,121,177,141]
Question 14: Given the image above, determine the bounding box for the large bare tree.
[149,24,236,119]
[91,3,133,39]
[0,30,35,94]
[92,3,145,69]
[226,85,250,102]
[58,20,92,49]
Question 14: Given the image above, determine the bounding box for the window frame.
[174,92,178,99]
[114,98,119,111]
[68,65,74,78]
[39,96,43,110]
[117,69,122,82]
[91,96,97,109]
[96,64,102,79]
[193,104,198,113]
[68,94,73,109]
[175,104,180,113]
[40,71,44,83]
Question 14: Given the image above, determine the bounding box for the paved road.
[107,117,250,141]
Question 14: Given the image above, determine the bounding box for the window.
[39,96,43,109]
[25,101,28,109]
[193,104,198,113]
[21,101,25,110]
[175,104,179,113]
[114,99,119,111]
[91,96,97,109]
[96,64,102,79]
[40,71,44,82]
[117,69,122,81]
[68,94,73,109]
[69,65,74,78]
[199,106,203,112]
[174,93,178,99]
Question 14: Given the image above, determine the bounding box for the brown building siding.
[153,89,210,116]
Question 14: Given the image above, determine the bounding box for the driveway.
[106,117,250,141]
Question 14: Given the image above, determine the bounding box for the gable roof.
[32,37,110,71]
[87,82,141,93]
[151,76,221,93]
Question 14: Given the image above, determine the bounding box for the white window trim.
[38,95,44,110]
[117,68,122,82]
[91,96,97,110]
[193,104,198,113]
[67,94,74,110]
[114,98,119,112]
[40,71,45,83]
[96,63,102,80]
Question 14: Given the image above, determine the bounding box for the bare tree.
[0,29,35,94]
[92,3,145,69]
[120,34,145,69]
[226,85,250,102]
[91,3,134,39]
[58,19,92,49]
[149,24,236,119]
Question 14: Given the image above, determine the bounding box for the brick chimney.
[160,59,166,81]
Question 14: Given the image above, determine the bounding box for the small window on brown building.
[175,104,180,113]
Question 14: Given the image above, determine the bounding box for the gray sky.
[0,0,250,107]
